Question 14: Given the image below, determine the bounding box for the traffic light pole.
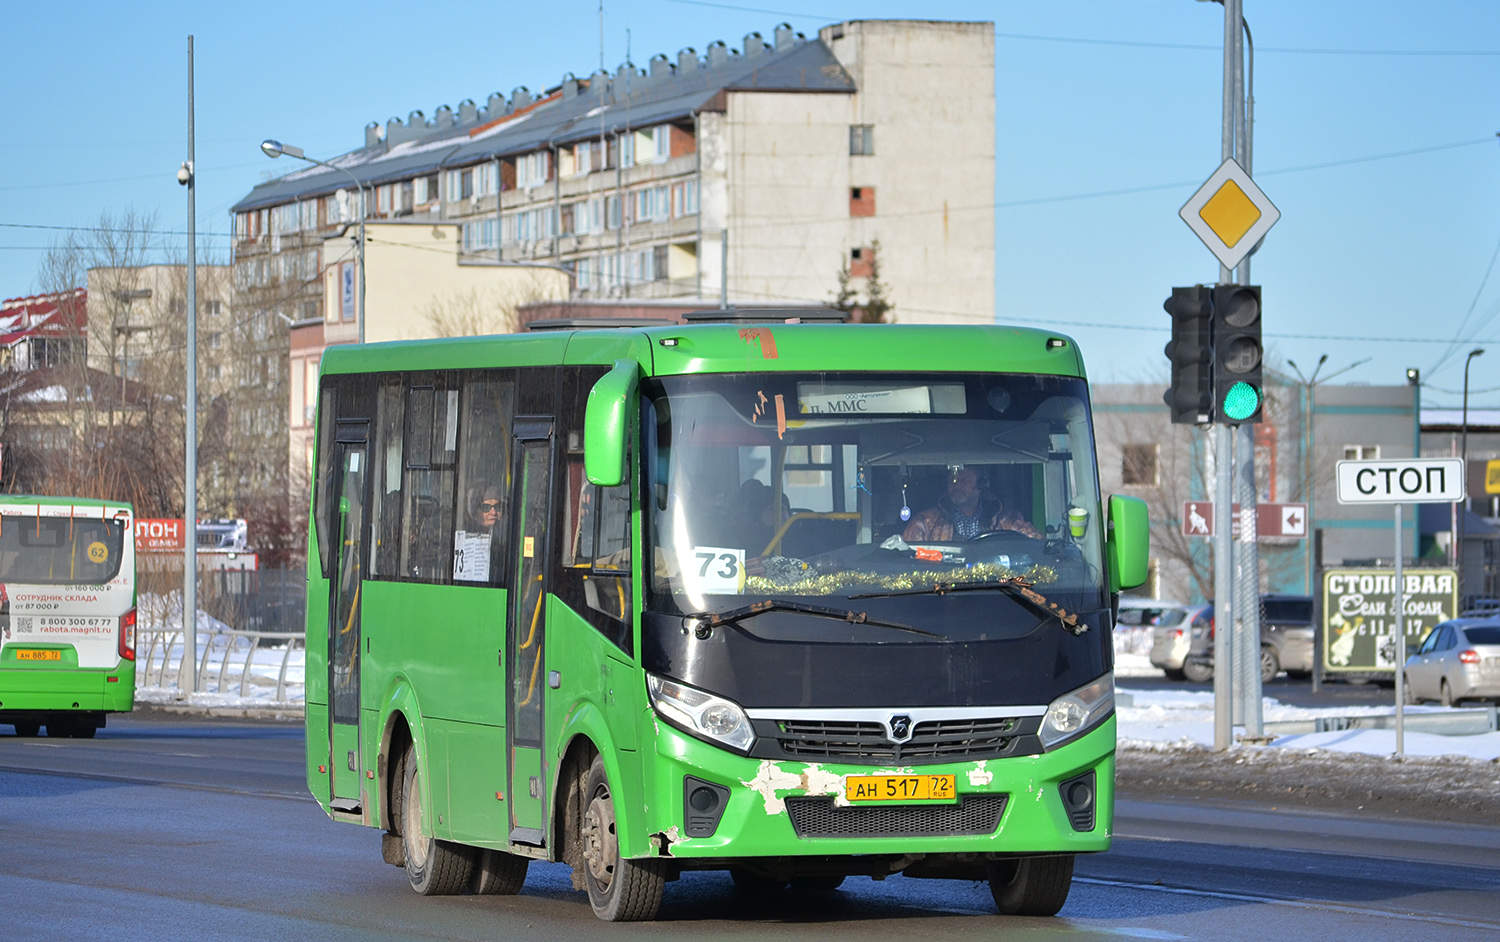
[1212,0,1255,750]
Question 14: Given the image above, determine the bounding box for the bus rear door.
[328,421,370,808]
[507,420,554,845]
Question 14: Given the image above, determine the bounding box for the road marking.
[1074,876,1500,932]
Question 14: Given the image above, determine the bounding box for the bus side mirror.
[584,358,641,487]
[1105,494,1149,592]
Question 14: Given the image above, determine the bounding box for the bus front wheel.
[988,854,1074,916]
[12,723,39,737]
[581,756,665,921]
[400,744,473,895]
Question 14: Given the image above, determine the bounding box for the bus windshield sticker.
[453,530,492,582]
[687,547,746,596]
[87,541,109,563]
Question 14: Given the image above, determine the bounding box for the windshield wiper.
[849,579,1089,635]
[690,599,944,639]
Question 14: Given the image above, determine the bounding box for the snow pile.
[1117,685,1500,761]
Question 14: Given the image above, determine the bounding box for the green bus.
[304,317,1148,921]
[0,496,137,738]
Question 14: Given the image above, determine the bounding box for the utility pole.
[182,35,199,694]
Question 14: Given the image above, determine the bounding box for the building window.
[1343,445,1380,460]
[850,124,874,156]
[207,332,222,349]
[1121,444,1160,486]
[850,186,875,217]
[204,299,222,315]
[460,169,474,200]
[517,151,551,189]
[850,246,874,278]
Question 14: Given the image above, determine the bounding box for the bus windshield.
[0,515,127,586]
[644,371,1106,639]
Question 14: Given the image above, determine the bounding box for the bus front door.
[507,422,554,845]
[329,429,369,809]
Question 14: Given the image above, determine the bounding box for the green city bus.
[304,316,1148,921]
[0,496,137,738]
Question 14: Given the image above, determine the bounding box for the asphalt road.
[1,713,1498,941]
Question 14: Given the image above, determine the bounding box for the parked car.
[1182,594,1316,684]
[1148,603,1209,680]
[1404,619,1500,706]
[1461,597,1500,618]
[1115,597,1188,663]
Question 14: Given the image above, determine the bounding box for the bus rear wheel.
[988,854,1074,916]
[12,723,39,737]
[399,744,473,895]
[581,756,665,921]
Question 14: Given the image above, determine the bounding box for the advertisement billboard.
[1321,568,1459,674]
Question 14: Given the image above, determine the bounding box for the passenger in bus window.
[902,466,1041,542]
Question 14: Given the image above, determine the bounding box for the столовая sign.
[1322,568,1458,673]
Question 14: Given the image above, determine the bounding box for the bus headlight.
[1039,674,1114,749]
[647,674,755,753]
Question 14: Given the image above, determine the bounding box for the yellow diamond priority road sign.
[1179,158,1280,271]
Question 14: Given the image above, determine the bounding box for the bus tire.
[472,848,529,895]
[988,854,1074,916]
[582,756,665,921]
[400,744,473,895]
[70,723,97,739]
[13,723,40,737]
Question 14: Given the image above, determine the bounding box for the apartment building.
[230,19,995,328]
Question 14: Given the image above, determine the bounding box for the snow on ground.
[129,631,1500,763]
[1114,653,1500,761]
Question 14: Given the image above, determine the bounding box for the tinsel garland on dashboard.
[745,560,1059,597]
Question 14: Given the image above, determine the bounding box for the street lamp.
[1458,348,1486,598]
[1287,354,1369,594]
[261,139,366,343]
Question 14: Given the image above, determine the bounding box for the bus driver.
[902,466,1042,542]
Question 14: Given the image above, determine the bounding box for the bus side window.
[453,372,515,585]
[400,379,458,583]
[369,378,405,580]
[555,366,631,652]
[313,382,337,577]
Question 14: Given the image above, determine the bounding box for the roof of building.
[232,24,853,214]
[1421,408,1500,432]
[0,289,87,347]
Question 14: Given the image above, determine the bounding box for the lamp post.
[1458,348,1486,597]
[261,140,366,343]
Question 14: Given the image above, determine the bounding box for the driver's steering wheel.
[973,529,1036,541]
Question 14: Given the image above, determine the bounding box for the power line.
[0,222,233,239]
[654,2,1500,56]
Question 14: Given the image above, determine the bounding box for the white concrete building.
[231,19,995,329]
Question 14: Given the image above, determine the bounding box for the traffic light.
[1163,286,1215,425]
[1211,284,1263,424]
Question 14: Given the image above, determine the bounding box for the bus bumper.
[642,715,1115,861]
[0,661,135,713]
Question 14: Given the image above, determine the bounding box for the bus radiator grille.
[784,795,1008,838]
[765,716,1041,764]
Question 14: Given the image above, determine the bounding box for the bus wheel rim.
[582,789,617,887]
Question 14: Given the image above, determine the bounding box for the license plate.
[15,650,61,661]
[845,773,956,802]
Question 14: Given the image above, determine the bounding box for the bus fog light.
[648,674,755,752]
[1039,675,1114,749]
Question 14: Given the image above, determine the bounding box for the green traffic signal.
[1221,381,1261,422]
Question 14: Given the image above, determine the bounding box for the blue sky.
[3,1,1498,405]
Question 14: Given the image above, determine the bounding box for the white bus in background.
[0,496,136,738]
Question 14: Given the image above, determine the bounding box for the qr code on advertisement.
[16,617,32,633]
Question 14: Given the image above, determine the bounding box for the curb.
[133,702,304,722]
